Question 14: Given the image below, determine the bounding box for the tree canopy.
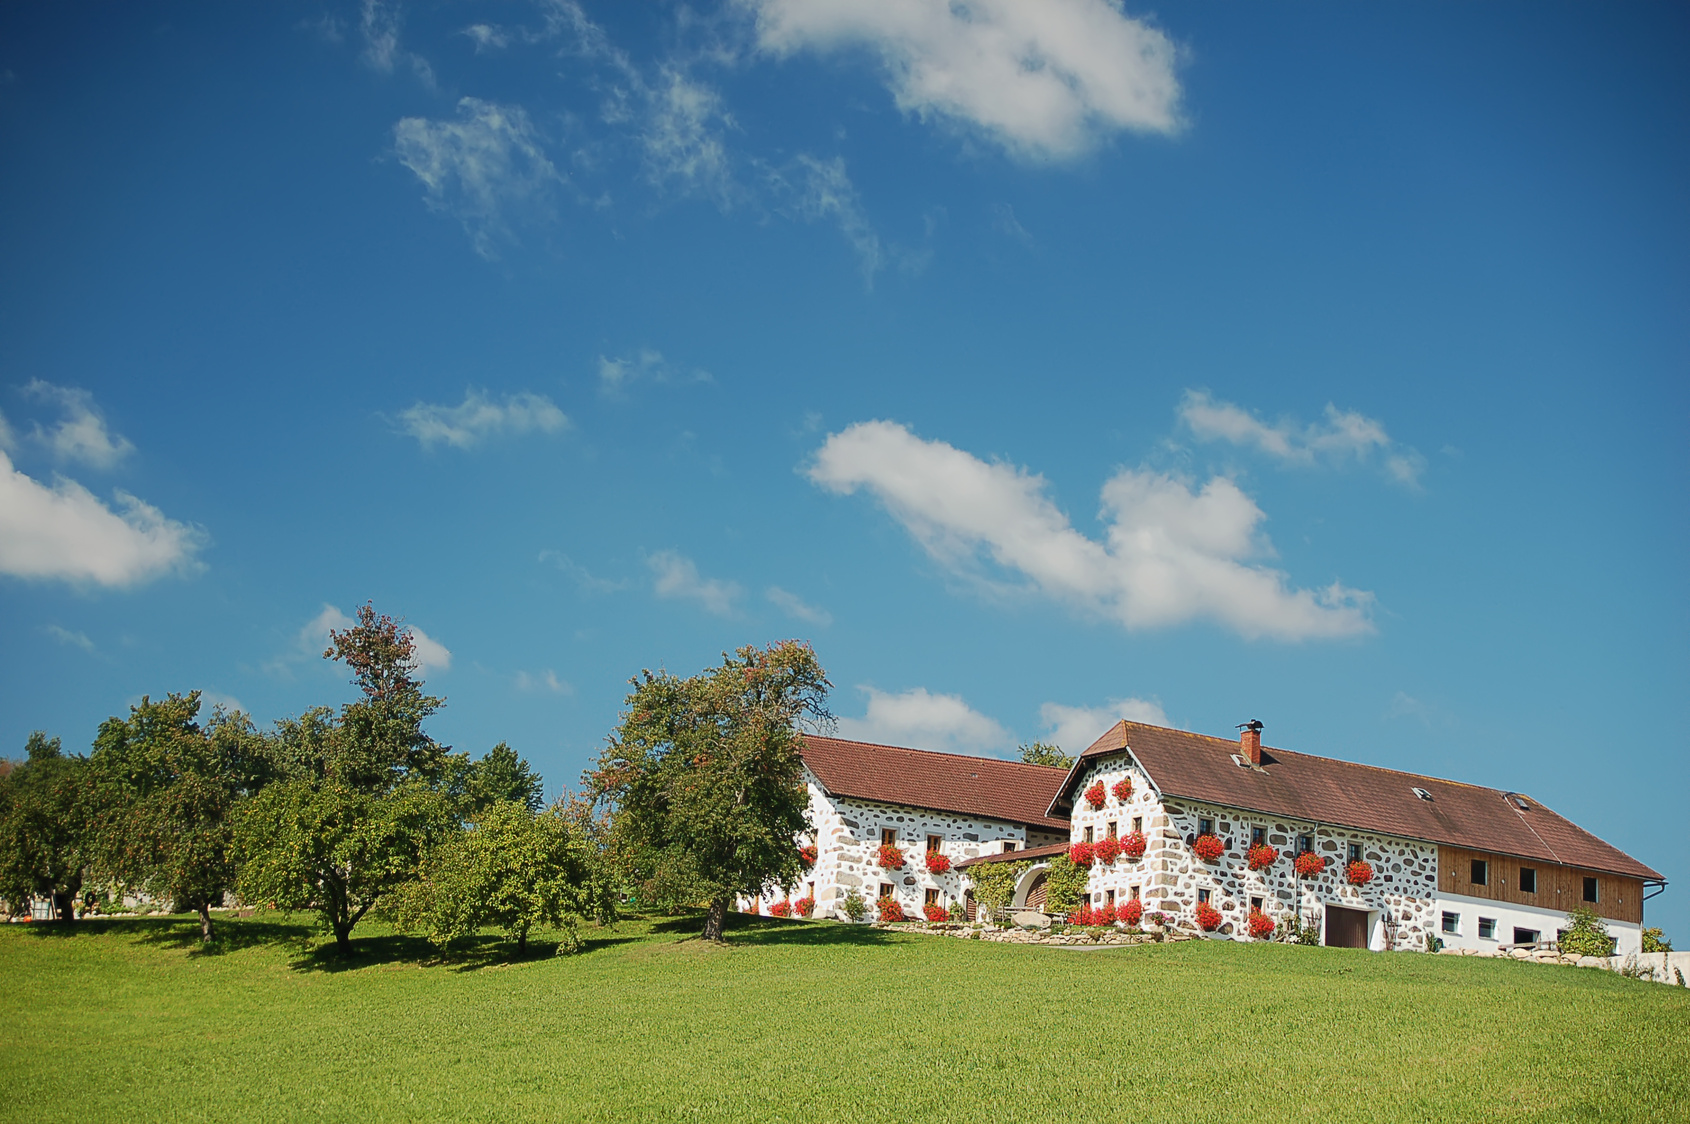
[592,641,832,941]
[1018,741,1073,770]
[0,733,87,920]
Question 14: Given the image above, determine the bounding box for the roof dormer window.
[1411,787,1433,801]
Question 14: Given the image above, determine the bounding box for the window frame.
[1470,859,1489,886]
[1478,917,1496,940]
[1197,816,1215,836]
[1583,876,1598,903]
[880,828,897,847]
[1296,832,1315,854]
[1251,826,1266,846]
[1131,816,1143,834]
[1083,825,1094,844]
[1441,911,1461,935]
[878,882,894,901]
[1519,867,1537,894]
[1347,842,1363,863]
[1197,888,1211,905]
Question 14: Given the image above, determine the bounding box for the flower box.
[1247,909,1275,939]
[1195,902,1222,932]
[1193,833,1225,863]
[792,896,814,918]
[923,903,949,923]
[1345,859,1374,886]
[1246,843,1279,871]
[1092,836,1121,864]
[1293,851,1327,878]
[924,851,952,874]
[1117,899,1143,927]
[1085,781,1108,810]
[798,844,818,868]
[877,843,905,870]
[1068,841,1095,867]
[1112,778,1134,802]
[1120,830,1147,860]
[877,897,906,923]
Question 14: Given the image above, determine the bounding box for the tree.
[967,858,1029,923]
[86,694,272,941]
[391,799,615,955]
[591,641,832,942]
[1559,904,1616,958]
[234,604,455,955]
[441,742,544,815]
[1042,854,1089,914]
[1018,741,1073,770]
[0,733,88,921]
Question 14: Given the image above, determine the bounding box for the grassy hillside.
[2,912,1686,1123]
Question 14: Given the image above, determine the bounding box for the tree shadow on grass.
[16,914,319,958]
[286,925,645,974]
[647,910,901,948]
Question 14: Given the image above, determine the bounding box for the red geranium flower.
[877,843,905,869]
[923,903,949,923]
[1294,851,1327,878]
[1112,778,1134,802]
[1120,831,1147,860]
[1068,841,1095,867]
[877,896,906,923]
[1246,843,1279,871]
[1099,903,1117,925]
[1195,902,1223,931]
[792,896,814,918]
[1092,835,1121,864]
[1117,899,1144,927]
[1070,904,1098,926]
[1345,859,1374,886]
[924,851,952,874]
[798,844,818,868]
[1193,833,1225,863]
[1247,909,1275,939]
[1085,781,1108,810]
[769,899,792,918]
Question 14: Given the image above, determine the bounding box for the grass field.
[2,912,1687,1123]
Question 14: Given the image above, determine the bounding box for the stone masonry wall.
[1067,754,1439,950]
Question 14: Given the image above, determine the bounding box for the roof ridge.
[802,733,1068,773]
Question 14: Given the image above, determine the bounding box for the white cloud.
[765,586,832,627]
[462,24,508,52]
[647,550,740,615]
[538,550,628,593]
[744,0,1182,161]
[808,420,1373,641]
[397,389,569,449]
[596,348,711,397]
[1039,697,1168,755]
[1179,390,1425,488]
[787,155,883,282]
[393,97,562,258]
[640,67,738,205]
[199,690,247,716]
[0,450,204,587]
[515,668,574,695]
[837,686,1011,754]
[407,625,451,675]
[45,624,96,653]
[360,0,435,85]
[23,381,134,469]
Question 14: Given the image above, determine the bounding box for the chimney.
[1238,719,1263,765]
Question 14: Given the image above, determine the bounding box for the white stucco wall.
[1432,889,1645,955]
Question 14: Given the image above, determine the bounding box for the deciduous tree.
[0,733,88,921]
[1018,741,1073,770]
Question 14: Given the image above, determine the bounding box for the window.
[878,883,894,900]
[1106,889,1116,906]
[1084,826,1094,844]
[1249,896,1263,912]
[1471,859,1488,886]
[1129,885,1140,900]
[925,888,939,907]
[1478,917,1496,940]
[1106,821,1117,838]
[1513,927,1540,946]
[1131,816,1143,834]
[926,834,942,854]
[806,882,814,900]
[1519,867,1536,894]
[1441,911,1460,935]
[1251,826,1265,846]
[1198,817,1214,836]
[880,828,897,846]
[1197,888,1211,904]
[1583,876,1598,903]
[1003,840,1018,853]
[1296,833,1315,854]
[1347,842,1363,863]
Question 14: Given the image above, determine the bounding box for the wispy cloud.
[808,420,1373,641]
[784,155,883,283]
[393,98,564,258]
[23,381,134,469]
[407,625,452,675]
[639,67,739,206]
[836,686,1011,754]
[765,586,832,627]
[1040,697,1168,754]
[515,668,574,694]
[397,389,569,449]
[1179,390,1425,488]
[743,0,1183,161]
[360,0,435,85]
[647,549,740,615]
[597,348,712,398]
[45,624,96,653]
[538,550,628,593]
[0,449,205,587]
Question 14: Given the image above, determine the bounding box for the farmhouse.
[967,720,1665,955]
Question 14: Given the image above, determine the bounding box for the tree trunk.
[516,925,528,955]
[198,902,214,943]
[52,890,75,922]
[702,896,729,942]
[333,920,352,956]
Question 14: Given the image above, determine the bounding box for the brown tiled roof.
[955,842,1069,869]
[1051,722,1662,881]
[800,735,1070,831]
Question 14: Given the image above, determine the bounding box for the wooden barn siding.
[1437,845,1643,925]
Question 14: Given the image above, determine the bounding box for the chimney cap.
[1236,719,1263,733]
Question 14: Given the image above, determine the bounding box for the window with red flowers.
[924,851,952,874]
[1092,835,1122,864]
[877,843,905,869]
[1193,833,1225,863]
[1120,830,1147,860]
[1112,778,1133,803]
[1085,781,1107,809]
[1195,901,1223,931]
[1247,910,1275,939]
[1294,850,1327,878]
[1345,859,1374,886]
[1246,842,1279,871]
[1068,841,1096,867]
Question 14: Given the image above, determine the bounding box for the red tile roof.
[955,842,1069,869]
[799,735,1071,831]
[1052,722,1662,881]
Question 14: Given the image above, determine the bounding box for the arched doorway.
[1022,870,1048,910]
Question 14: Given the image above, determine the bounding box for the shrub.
[798,844,818,868]
[924,851,952,874]
[841,889,867,922]
[1099,903,1117,925]
[1092,835,1121,864]
[1112,778,1133,802]
[1246,843,1279,871]
[1146,910,1167,928]
[791,896,814,918]
[1559,904,1616,958]
[1069,904,1094,926]
[1642,927,1673,953]
[1345,860,1374,886]
[1043,854,1090,914]
[877,896,906,923]
[1068,841,1095,867]
[1085,781,1108,809]
[1195,902,1222,931]
[1294,851,1327,877]
[968,858,1028,923]
[1117,899,1143,926]
[768,899,792,918]
[1120,830,1147,860]
[924,902,949,923]
[1193,833,1225,863]
[1247,910,1275,939]
[876,843,904,869]
[947,900,966,922]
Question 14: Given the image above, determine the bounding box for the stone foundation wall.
[1067,754,1439,950]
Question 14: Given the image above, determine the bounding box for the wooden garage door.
[1324,905,1368,949]
[1024,871,1048,910]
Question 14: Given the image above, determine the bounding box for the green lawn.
[2,912,1687,1123]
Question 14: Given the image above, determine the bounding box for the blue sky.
[2,2,1685,935]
